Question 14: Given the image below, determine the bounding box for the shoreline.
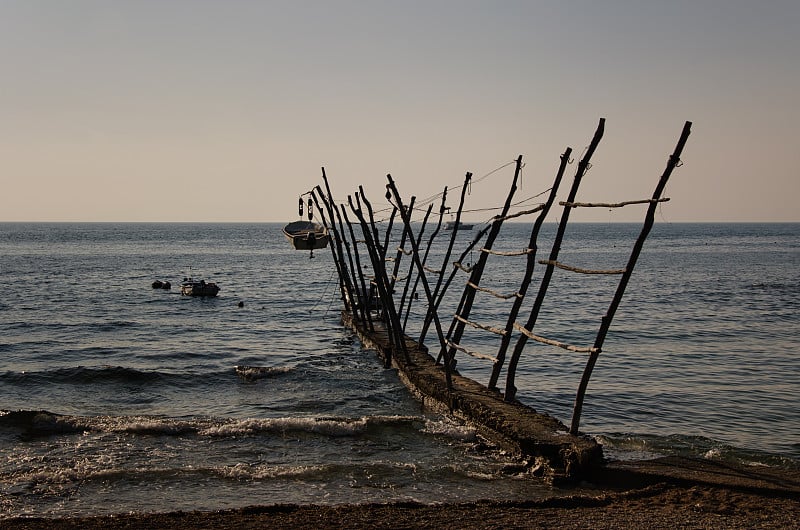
[5,457,798,529]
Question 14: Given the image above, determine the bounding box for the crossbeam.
[454,314,507,336]
[560,198,670,208]
[538,260,626,275]
[446,340,498,363]
[513,323,600,353]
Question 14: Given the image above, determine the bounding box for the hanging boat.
[282,220,330,251]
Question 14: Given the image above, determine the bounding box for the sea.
[1,222,797,518]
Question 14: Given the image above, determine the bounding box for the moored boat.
[180,278,220,297]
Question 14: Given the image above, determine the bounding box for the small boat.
[282,220,330,251]
[444,220,474,231]
[180,278,220,297]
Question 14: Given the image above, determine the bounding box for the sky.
[1,0,798,223]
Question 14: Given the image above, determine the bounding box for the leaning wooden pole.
[348,194,399,366]
[381,207,398,266]
[403,189,448,330]
[314,176,353,311]
[569,120,692,435]
[504,118,606,402]
[341,207,374,330]
[388,198,415,293]
[309,190,342,280]
[419,173,471,345]
[443,155,523,369]
[488,148,572,390]
[386,175,453,390]
[397,202,433,327]
[328,193,370,325]
[432,224,492,364]
[359,190,410,362]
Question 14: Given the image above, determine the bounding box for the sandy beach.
[5,457,798,529]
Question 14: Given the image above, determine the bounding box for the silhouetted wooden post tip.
[308,120,691,480]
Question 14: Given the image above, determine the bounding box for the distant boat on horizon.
[443,220,474,231]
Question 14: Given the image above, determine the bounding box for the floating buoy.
[238,301,244,308]
[152,280,163,289]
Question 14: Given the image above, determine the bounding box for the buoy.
[152,280,163,289]
[238,301,244,308]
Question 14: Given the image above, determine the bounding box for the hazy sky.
[2,1,798,222]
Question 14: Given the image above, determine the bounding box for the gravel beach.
[5,457,797,529]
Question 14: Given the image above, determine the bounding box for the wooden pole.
[403,188,448,330]
[433,223,492,364]
[488,148,572,391]
[419,173,471,345]
[315,172,353,312]
[442,155,522,371]
[348,194,400,366]
[386,175,452,389]
[397,202,433,329]
[359,190,410,362]
[569,120,692,435]
[504,119,606,402]
[341,207,374,331]
[388,198,415,293]
[324,189,370,326]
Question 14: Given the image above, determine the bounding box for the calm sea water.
[1,222,797,518]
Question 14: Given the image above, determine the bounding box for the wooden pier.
[342,310,603,481]
[300,118,692,481]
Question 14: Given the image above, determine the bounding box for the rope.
[423,266,441,274]
[454,314,507,336]
[446,340,498,363]
[539,260,626,275]
[310,268,339,314]
[467,281,522,300]
[513,323,599,354]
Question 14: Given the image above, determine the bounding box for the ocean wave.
[197,415,423,437]
[0,365,245,387]
[596,432,800,469]
[422,418,478,442]
[234,365,294,381]
[0,410,427,440]
[0,366,168,385]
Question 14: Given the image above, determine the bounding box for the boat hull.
[282,221,330,250]
[180,281,220,297]
[444,221,474,231]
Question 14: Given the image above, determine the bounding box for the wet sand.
[5,457,798,529]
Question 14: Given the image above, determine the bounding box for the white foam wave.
[216,463,328,480]
[235,365,293,381]
[422,418,478,442]
[199,417,370,437]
